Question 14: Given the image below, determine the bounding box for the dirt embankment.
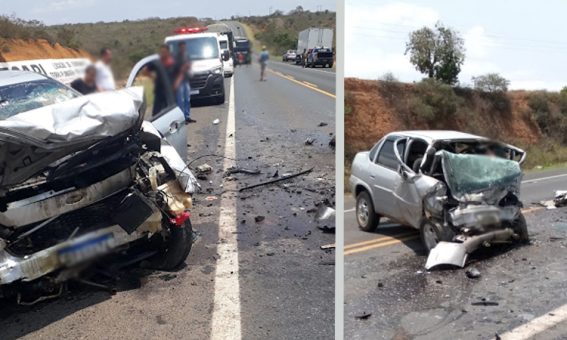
[0,39,91,62]
[345,78,542,159]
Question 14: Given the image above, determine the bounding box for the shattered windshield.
[0,79,79,119]
[439,150,522,200]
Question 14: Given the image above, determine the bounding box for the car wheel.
[149,218,193,270]
[420,219,455,253]
[511,213,529,243]
[216,87,226,104]
[356,191,380,232]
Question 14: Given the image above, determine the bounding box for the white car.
[218,34,234,77]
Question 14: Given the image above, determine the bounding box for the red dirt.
[0,39,91,62]
[345,77,542,158]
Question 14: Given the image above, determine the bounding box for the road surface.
[344,167,567,339]
[0,22,335,340]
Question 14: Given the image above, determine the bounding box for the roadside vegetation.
[238,7,335,56]
[345,21,567,176]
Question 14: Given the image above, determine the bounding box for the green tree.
[472,73,510,92]
[405,22,465,85]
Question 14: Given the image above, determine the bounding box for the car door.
[368,136,406,219]
[126,55,187,162]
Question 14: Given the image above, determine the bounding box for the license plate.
[58,233,114,266]
[190,90,199,95]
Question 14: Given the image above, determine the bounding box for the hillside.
[0,39,90,61]
[345,78,567,169]
[239,9,335,55]
[46,17,207,79]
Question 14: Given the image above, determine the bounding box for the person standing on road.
[259,46,269,81]
[150,44,176,115]
[70,65,97,95]
[175,41,195,124]
[94,48,116,91]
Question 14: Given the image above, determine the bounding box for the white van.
[165,27,230,104]
[218,34,234,77]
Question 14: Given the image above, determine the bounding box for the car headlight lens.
[212,66,222,74]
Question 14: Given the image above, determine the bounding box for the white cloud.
[33,0,95,14]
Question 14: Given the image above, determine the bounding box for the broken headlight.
[424,182,447,216]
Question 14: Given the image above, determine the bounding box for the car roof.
[0,70,48,87]
[386,130,487,143]
[165,32,219,42]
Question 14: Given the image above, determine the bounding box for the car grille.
[190,73,209,90]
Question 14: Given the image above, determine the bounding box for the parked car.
[349,130,529,269]
[282,50,297,62]
[0,61,197,304]
[305,48,333,68]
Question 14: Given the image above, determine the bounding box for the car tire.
[150,218,193,270]
[216,87,226,105]
[356,191,380,232]
[511,213,529,243]
[420,219,455,253]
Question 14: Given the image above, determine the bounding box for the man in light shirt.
[95,48,116,91]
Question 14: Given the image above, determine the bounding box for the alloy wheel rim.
[357,199,369,226]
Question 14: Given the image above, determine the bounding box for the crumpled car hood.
[0,87,143,191]
[439,150,522,204]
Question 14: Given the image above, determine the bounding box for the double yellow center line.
[345,206,543,256]
[268,70,336,99]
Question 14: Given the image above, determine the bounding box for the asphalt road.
[344,167,567,339]
[0,22,335,340]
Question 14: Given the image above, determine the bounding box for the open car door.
[126,55,187,162]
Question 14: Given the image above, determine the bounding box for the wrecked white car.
[0,61,197,304]
[350,130,529,269]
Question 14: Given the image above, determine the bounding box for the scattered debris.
[538,199,556,209]
[225,166,261,176]
[239,168,313,192]
[329,136,335,148]
[317,225,335,234]
[318,122,328,127]
[355,312,372,320]
[254,216,265,223]
[212,119,220,125]
[196,174,208,180]
[320,243,335,250]
[466,267,481,279]
[158,274,177,281]
[205,196,218,201]
[196,163,213,174]
[272,170,279,178]
[315,205,335,221]
[319,260,335,266]
[471,299,499,306]
[554,190,567,207]
[304,138,315,145]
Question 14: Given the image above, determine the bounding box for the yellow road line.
[302,81,318,88]
[344,206,543,256]
[344,231,418,250]
[345,234,419,256]
[268,69,335,99]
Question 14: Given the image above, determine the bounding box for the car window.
[0,78,79,119]
[130,60,176,121]
[376,138,405,170]
[368,141,381,162]
[169,37,219,60]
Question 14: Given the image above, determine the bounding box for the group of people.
[70,47,115,95]
[70,44,195,124]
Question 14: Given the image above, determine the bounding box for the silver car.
[349,130,529,269]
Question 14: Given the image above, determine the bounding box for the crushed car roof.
[387,130,488,143]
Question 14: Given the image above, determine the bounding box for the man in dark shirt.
[70,65,97,95]
[150,44,177,115]
[174,41,195,123]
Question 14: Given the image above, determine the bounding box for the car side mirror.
[398,165,414,181]
[222,50,230,61]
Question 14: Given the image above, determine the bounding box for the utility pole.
[269,6,272,15]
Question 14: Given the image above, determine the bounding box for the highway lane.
[344,166,567,339]
[0,22,335,340]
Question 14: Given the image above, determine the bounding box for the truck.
[296,28,334,66]
[234,37,252,65]
[165,27,231,105]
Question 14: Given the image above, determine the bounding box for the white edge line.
[500,303,567,339]
[210,76,241,340]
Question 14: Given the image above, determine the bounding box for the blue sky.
[4,0,334,25]
[346,0,567,90]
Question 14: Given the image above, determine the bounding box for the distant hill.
[238,9,335,55]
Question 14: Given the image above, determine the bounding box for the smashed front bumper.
[425,204,521,270]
